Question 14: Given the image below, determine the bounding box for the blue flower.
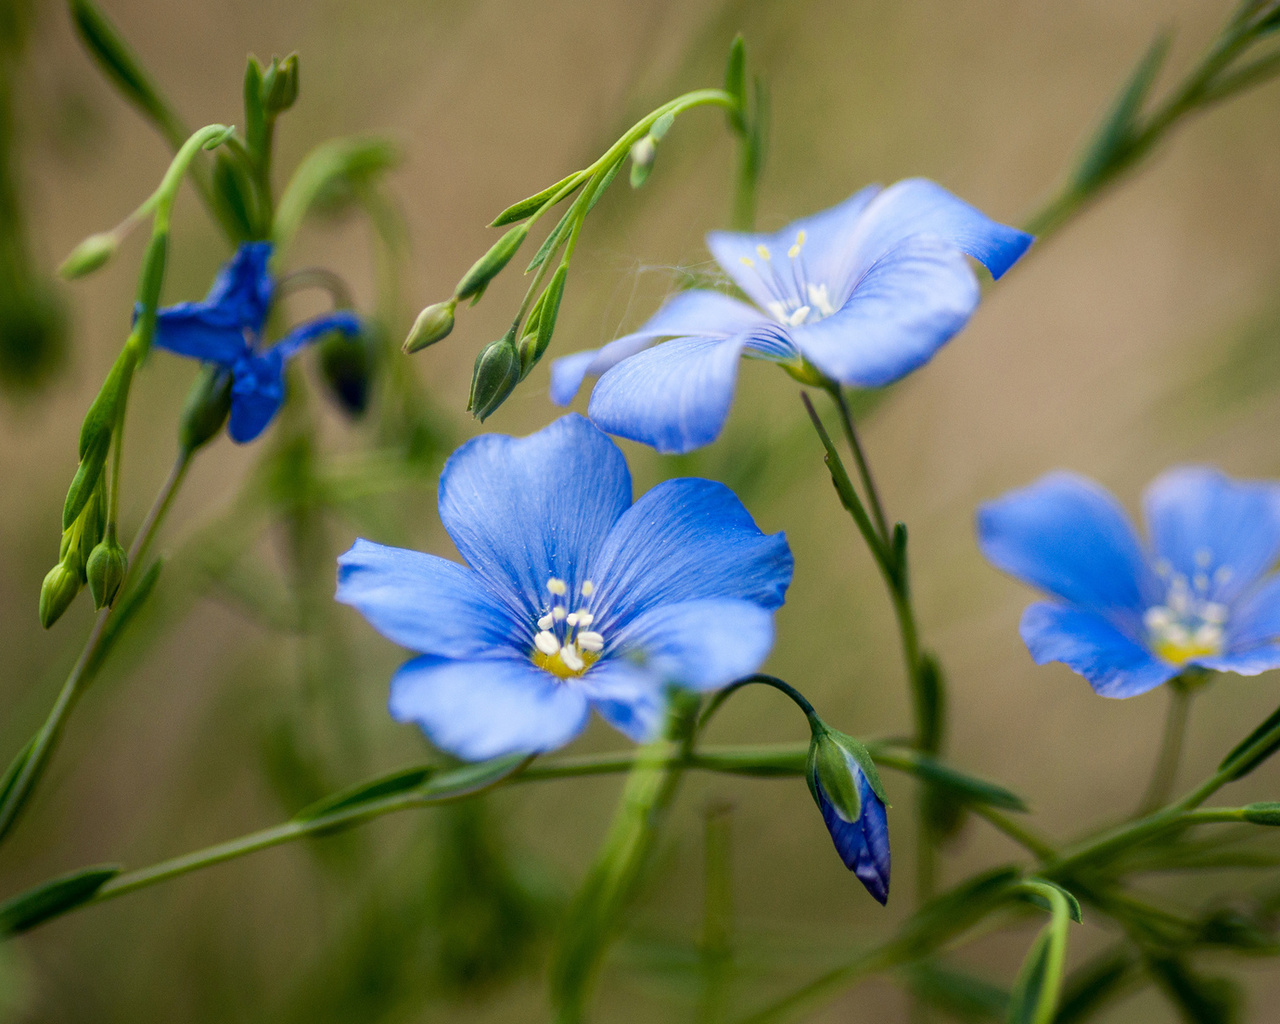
[151,241,360,443]
[977,467,1280,698]
[550,179,1032,454]
[336,414,794,760]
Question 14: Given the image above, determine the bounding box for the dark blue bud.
[807,728,891,904]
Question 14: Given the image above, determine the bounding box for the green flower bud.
[40,562,81,629]
[86,535,128,609]
[629,135,656,189]
[260,53,299,114]
[1243,802,1280,826]
[404,300,456,353]
[179,365,233,454]
[468,333,520,422]
[454,224,530,302]
[517,264,567,379]
[58,232,118,280]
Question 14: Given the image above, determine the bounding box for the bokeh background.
[2,0,1280,1020]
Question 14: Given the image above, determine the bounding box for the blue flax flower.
[336,414,793,760]
[550,179,1032,453]
[152,241,360,443]
[978,467,1280,697]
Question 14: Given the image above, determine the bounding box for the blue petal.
[587,334,754,454]
[227,349,286,443]
[1143,466,1280,604]
[786,237,980,387]
[335,539,523,657]
[550,289,774,406]
[273,310,361,361]
[977,472,1155,623]
[389,654,590,760]
[587,477,793,630]
[1196,646,1280,676]
[152,305,250,365]
[849,178,1033,281]
[204,241,275,330]
[816,770,890,905]
[1020,601,1178,698]
[1224,574,1280,650]
[576,661,668,743]
[437,414,632,622]
[606,597,777,690]
[706,185,882,310]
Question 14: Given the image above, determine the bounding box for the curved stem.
[698,673,817,734]
[1135,679,1195,817]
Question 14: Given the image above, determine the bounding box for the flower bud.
[319,327,374,417]
[86,535,128,609]
[58,232,118,280]
[629,135,656,189]
[404,300,456,353]
[40,562,81,629]
[468,333,520,422]
[454,224,530,302]
[518,265,567,380]
[178,365,233,455]
[805,725,890,904]
[260,53,299,114]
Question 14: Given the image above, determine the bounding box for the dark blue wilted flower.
[978,467,1280,698]
[336,414,793,760]
[151,241,360,443]
[807,727,890,904]
[550,179,1032,454]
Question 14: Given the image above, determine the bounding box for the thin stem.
[0,448,194,845]
[698,673,817,734]
[1135,680,1195,817]
[972,805,1058,860]
[829,385,889,543]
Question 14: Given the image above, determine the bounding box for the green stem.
[1135,678,1195,817]
[698,673,818,733]
[829,385,889,543]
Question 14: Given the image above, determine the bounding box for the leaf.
[293,765,434,822]
[900,868,1020,954]
[1019,881,1082,924]
[872,745,1028,812]
[1073,31,1170,190]
[906,960,1009,1021]
[1054,947,1140,1024]
[585,159,621,214]
[723,34,747,133]
[1219,701,1280,779]
[1006,927,1055,1024]
[526,205,574,273]
[491,171,584,226]
[0,865,120,935]
[1147,956,1240,1024]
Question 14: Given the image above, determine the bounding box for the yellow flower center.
[530,576,604,679]
[1145,555,1231,665]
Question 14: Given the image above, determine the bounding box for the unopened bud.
[179,365,233,454]
[404,300,456,353]
[86,535,128,609]
[319,327,373,417]
[518,264,567,379]
[261,53,299,114]
[468,333,520,422]
[629,136,657,188]
[58,232,119,280]
[40,562,81,629]
[454,224,529,302]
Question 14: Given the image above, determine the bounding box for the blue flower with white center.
[151,241,361,443]
[550,178,1032,454]
[335,414,794,760]
[977,467,1280,698]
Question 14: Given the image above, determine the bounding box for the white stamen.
[1194,548,1213,568]
[807,282,836,318]
[575,611,594,627]
[785,305,811,327]
[534,631,560,656]
[788,230,806,259]
[547,578,567,596]
[766,301,787,322]
[1194,573,1210,593]
[739,256,755,268]
[756,244,771,261]
[1202,602,1228,624]
[553,606,567,621]
[1144,607,1172,631]
[1155,558,1172,577]
[566,612,579,628]
[537,613,554,631]
[559,645,585,672]
[578,630,604,652]
[581,580,595,596]
[1214,566,1234,586]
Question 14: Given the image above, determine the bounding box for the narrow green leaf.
[585,159,621,214]
[1242,801,1280,825]
[1006,927,1054,1024]
[293,765,434,822]
[491,171,584,226]
[0,739,35,825]
[724,34,747,133]
[875,746,1028,812]
[1019,881,1082,924]
[906,960,1009,1021]
[1147,956,1239,1024]
[1054,947,1140,1024]
[900,867,1020,953]
[0,865,120,935]
[418,753,529,800]
[526,205,574,273]
[1219,702,1280,779]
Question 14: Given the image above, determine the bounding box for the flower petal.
[1020,601,1178,698]
[1143,466,1280,604]
[786,237,980,387]
[706,186,883,309]
[549,290,774,406]
[152,305,250,365]
[1224,574,1280,651]
[272,310,362,360]
[336,539,523,657]
[587,478,792,630]
[587,335,754,454]
[437,414,632,621]
[977,472,1154,623]
[389,654,590,760]
[575,660,668,743]
[848,178,1033,282]
[1196,646,1280,676]
[227,349,286,443]
[816,771,890,905]
[204,241,274,328]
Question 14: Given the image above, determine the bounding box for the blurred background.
[2,0,1280,1020]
